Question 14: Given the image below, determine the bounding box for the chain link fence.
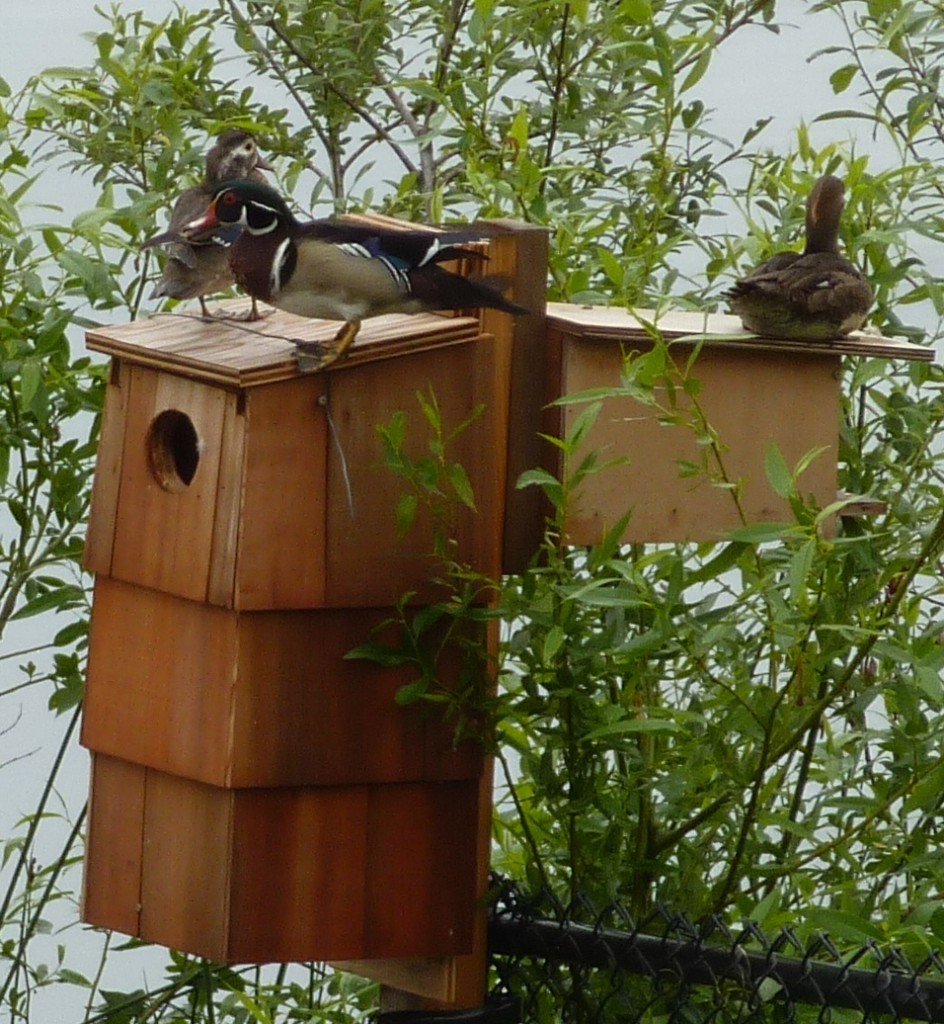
[488,878,944,1024]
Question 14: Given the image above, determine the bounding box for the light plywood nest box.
[543,304,932,545]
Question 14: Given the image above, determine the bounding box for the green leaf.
[542,625,566,664]
[58,968,92,987]
[567,401,602,451]
[411,604,445,637]
[507,106,529,149]
[830,64,858,94]
[904,762,944,813]
[749,888,781,926]
[344,643,412,668]
[620,0,653,25]
[395,492,418,536]
[517,468,560,490]
[12,585,86,620]
[597,247,626,286]
[447,461,477,510]
[583,717,680,740]
[416,388,441,432]
[764,441,793,499]
[680,49,711,94]
[794,445,830,479]
[726,522,795,543]
[72,206,115,232]
[20,359,42,410]
[930,907,944,944]
[788,539,816,606]
[804,909,884,944]
[395,679,429,705]
[54,620,88,647]
[687,542,746,585]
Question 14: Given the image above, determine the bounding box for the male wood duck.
[178,179,528,369]
[144,130,273,319]
[726,175,873,340]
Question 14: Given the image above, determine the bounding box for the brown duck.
[726,175,873,340]
[143,130,273,318]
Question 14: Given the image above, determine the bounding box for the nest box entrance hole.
[147,409,200,492]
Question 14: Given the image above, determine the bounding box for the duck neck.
[804,178,845,255]
[805,216,841,255]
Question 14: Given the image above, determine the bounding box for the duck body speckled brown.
[726,175,873,341]
[144,130,272,317]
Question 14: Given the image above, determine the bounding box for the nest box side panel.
[224,780,478,963]
[82,578,238,783]
[82,753,145,937]
[235,375,329,610]
[84,361,129,576]
[361,780,479,960]
[109,366,237,603]
[563,340,841,544]
[138,768,235,962]
[230,608,483,788]
[332,732,495,1003]
[324,337,505,607]
[83,578,482,788]
[225,784,369,962]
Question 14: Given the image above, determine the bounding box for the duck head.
[205,130,274,184]
[180,180,296,239]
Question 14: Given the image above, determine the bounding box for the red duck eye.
[222,192,239,205]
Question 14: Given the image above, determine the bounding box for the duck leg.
[327,319,362,363]
[294,320,362,373]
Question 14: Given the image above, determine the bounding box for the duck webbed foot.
[202,297,273,322]
[294,320,362,373]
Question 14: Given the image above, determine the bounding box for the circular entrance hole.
[147,410,200,492]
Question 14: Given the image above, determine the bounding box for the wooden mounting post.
[478,220,549,575]
[333,222,549,1011]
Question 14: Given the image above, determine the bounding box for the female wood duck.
[726,175,873,340]
[178,180,528,369]
[144,130,273,319]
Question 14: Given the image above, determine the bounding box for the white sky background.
[0,0,925,1019]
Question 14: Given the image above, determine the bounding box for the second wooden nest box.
[544,304,932,545]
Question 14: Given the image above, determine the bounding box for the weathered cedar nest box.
[544,304,931,545]
[80,301,512,965]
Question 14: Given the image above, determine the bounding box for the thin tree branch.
[261,13,421,181]
[222,0,335,191]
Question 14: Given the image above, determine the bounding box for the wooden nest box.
[78,207,553,975]
[544,304,932,544]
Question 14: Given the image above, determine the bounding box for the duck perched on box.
[178,179,528,370]
[144,130,273,320]
[726,175,873,341]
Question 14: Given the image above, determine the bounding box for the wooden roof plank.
[85,302,484,387]
[545,302,933,362]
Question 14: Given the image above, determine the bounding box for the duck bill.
[255,153,275,173]
[180,202,222,240]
